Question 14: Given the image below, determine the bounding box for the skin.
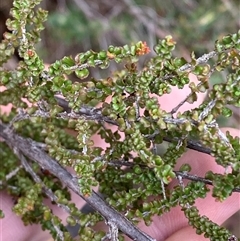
[0,73,239,241]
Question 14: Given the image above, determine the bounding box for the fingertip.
[156,73,206,112]
[165,226,208,241]
[0,192,51,241]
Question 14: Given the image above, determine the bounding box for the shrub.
[0,1,239,240]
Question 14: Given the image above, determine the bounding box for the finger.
[0,191,51,241]
[165,226,207,241]
[155,73,204,113]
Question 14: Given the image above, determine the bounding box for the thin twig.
[0,166,22,186]
[63,60,104,71]
[51,217,65,241]
[179,51,217,72]
[106,160,240,193]
[103,220,119,241]
[174,171,240,193]
[198,99,216,121]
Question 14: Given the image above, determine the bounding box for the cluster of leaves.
[0,0,239,240]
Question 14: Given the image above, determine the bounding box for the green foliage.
[0,0,239,241]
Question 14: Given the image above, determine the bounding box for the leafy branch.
[0,0,239,240]
[0,122,156,241]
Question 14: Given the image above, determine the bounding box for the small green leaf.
[222,107,232,117]
[180,163,191,172]
[75,69,89,79]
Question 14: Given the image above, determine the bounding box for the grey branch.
[179,51,217,72]
[174,171,240,193]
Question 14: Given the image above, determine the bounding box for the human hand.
[1,74,239,241]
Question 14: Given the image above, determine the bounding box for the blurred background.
[1,0,239,69]
[0,0,239,238]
